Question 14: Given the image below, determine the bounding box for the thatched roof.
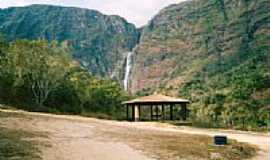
[122,94,189,105]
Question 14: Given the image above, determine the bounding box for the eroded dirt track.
[0,109,269,160]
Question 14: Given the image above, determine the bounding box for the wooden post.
[150,105,153,121]
[162,104,165,121]
[138,105,141,121]
[170,104,173,120]
[183,103,187,121]
[132,105,135,121]
[126,104,129,121]
[134,105,139,122]
[156,105,159,120]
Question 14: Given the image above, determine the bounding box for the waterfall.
[123,52,133,91]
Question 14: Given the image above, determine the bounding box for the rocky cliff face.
[130,0,270,96]
[0,5,139,79]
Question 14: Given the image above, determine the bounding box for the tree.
[0,36,16,101]
[8,40,72,106]
[69,70,93,112]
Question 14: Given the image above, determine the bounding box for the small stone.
[210,152,223,160]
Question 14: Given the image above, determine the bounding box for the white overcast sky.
[0,0,186,27]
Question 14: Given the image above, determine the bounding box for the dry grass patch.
[0,127,43,160]
[99,126,257,160]
[0,111,48,160]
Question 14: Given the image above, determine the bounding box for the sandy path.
[0,109,269,160]
[0,110,150,160]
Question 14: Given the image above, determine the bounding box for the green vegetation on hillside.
[0,5,139,79]
[178,0,270,130]
[0,38,128,119]
[131,0,270,130]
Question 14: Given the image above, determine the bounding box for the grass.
[100,125,257,160]
[0,127,42,160]
[0,110,25,118]
[166,120,270,132]
[0,111,44,160]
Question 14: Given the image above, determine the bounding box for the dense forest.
[131,0,270,130]
[0,38,128,119]
[178,0,270,129]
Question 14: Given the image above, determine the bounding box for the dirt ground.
[0,109,269,160]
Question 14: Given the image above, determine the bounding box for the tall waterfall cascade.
[123,52,134,91]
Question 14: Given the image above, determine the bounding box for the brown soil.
[1,109,268,160]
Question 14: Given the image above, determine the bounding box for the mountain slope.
[0,4,139,78]
[130,0,270,126]
[131,0,269,92]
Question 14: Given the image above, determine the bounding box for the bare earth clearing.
[0,109,269,160]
